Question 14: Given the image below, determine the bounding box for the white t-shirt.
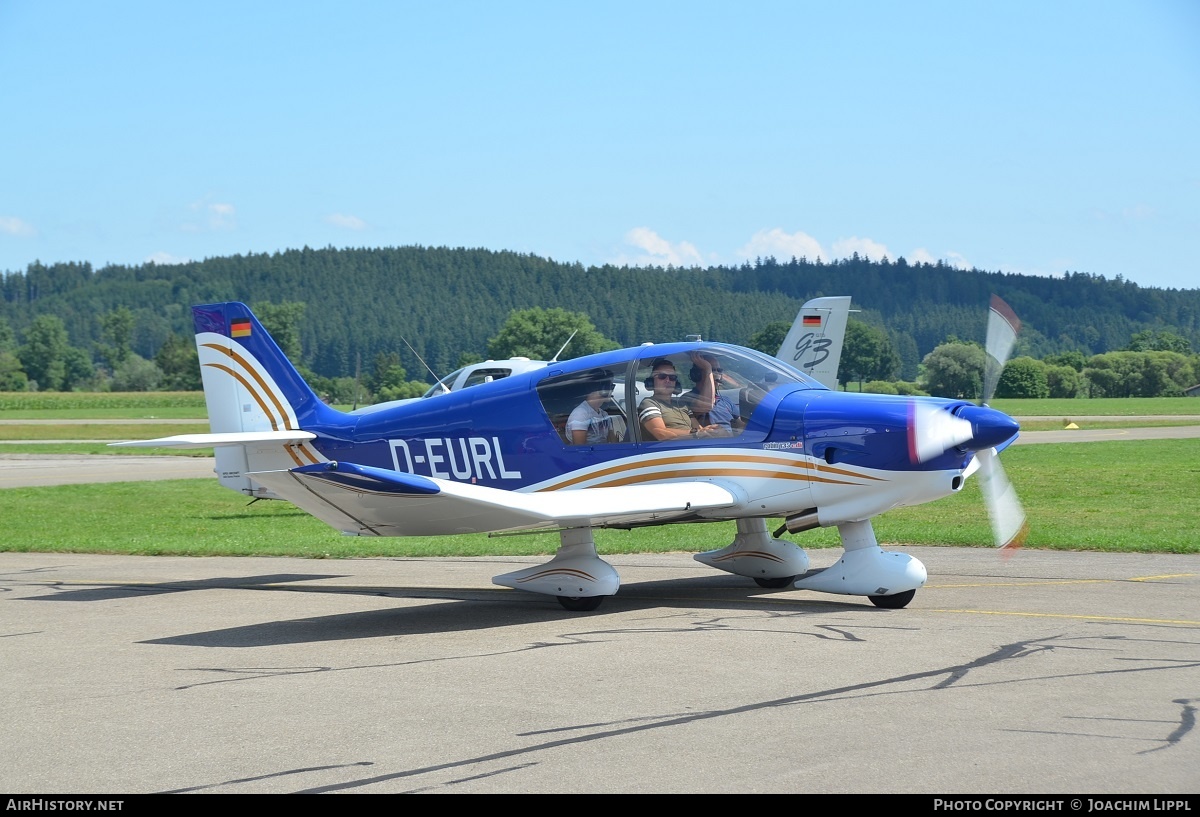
[566,400,612,444]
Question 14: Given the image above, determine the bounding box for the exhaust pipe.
[774,508,820,537]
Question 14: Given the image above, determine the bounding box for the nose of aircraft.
[956,404,1020,451]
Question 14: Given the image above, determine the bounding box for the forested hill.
[2,246,1198,380]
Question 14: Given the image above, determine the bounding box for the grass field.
[1,440,1195,557]
[1,393,1197,557]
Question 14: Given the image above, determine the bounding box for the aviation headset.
[689,355,722,386]
[644,358,683,395]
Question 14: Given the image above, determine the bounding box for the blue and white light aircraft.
[114,296,1026,612]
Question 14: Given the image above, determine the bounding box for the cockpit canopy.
[535,343,823,445]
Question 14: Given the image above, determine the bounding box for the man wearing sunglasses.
[638,357,719,441]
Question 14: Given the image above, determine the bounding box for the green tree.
[487,307,617,361]
[252,301,306,360]
[0,318,15,353]
[155,332,201,391]
[1084,351,1195,397]
[840,320,900,389]
[456,351,484,368]
[919,342,985,399]
[112,354,163,391]
[18,315,72,390]
[1126,329,1192,354]
[0,351,27,390]
[364,351,430,403]
[62,346,94,390]
[376,380,428,402]
[368,352,408,396]
[1042,350,1087,372]
[995,356,1049,399]
[1045,364,1085,398]
[97,306,135,370]
[0,318,25,391]
[746,320,790,355]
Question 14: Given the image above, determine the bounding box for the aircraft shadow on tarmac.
[20,570,895,648]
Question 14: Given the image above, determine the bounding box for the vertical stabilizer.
[192,302,340,496]
[775,296,852,389]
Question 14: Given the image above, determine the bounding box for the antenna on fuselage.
[549,330,578,363]
[400,335,443,387]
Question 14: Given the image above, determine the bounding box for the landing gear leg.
[793,519,927,605]
[694,518,810,587]
[492,527,619,611]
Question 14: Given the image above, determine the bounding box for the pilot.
[639,357,718,441]
[681,353,738,436]
[566,370,618,445]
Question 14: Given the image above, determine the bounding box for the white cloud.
[0,216,35,237]
[616,227,705,267]
[942,251,971,269]
[831,236,890,262]
[183,201,237,232]
[610,226,972,273]
[145,252,190,266]
[737,228,826,263]
[326,213,367,230]
[904,248,971,268]
[1121,203,1155,221]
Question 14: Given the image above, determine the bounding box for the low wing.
[248,461,741,536]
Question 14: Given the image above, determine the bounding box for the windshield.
[421,367,464,399]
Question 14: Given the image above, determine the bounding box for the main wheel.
[753,576,796,589]
[557,595,604,612]
[868,589,916,609]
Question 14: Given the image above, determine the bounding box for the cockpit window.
[421,367,464,398]
[461,368,511,388]
[420,365,514,398]
[632,345,820,442]
[536,367,628,445]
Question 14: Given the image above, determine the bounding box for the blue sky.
[2,1,1197,290]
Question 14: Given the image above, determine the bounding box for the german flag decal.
[802,315,822,327]
[231,318,252,338]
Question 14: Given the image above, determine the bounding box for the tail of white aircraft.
[112,302,340,497]
[775,295,852,390]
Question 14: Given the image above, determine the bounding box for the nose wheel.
[868,589,916,609]
[753,575,796,589]
[557,595,605,612]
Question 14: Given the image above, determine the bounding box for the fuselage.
[291,341,1017,528]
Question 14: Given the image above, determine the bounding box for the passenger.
[566,371,618,445]
[639,357,719,440]
[739,370,779,423]
[682,353,738,436]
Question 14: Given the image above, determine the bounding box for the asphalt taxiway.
[2,548,1197,794]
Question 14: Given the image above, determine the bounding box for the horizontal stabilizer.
[109,430,317,449]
